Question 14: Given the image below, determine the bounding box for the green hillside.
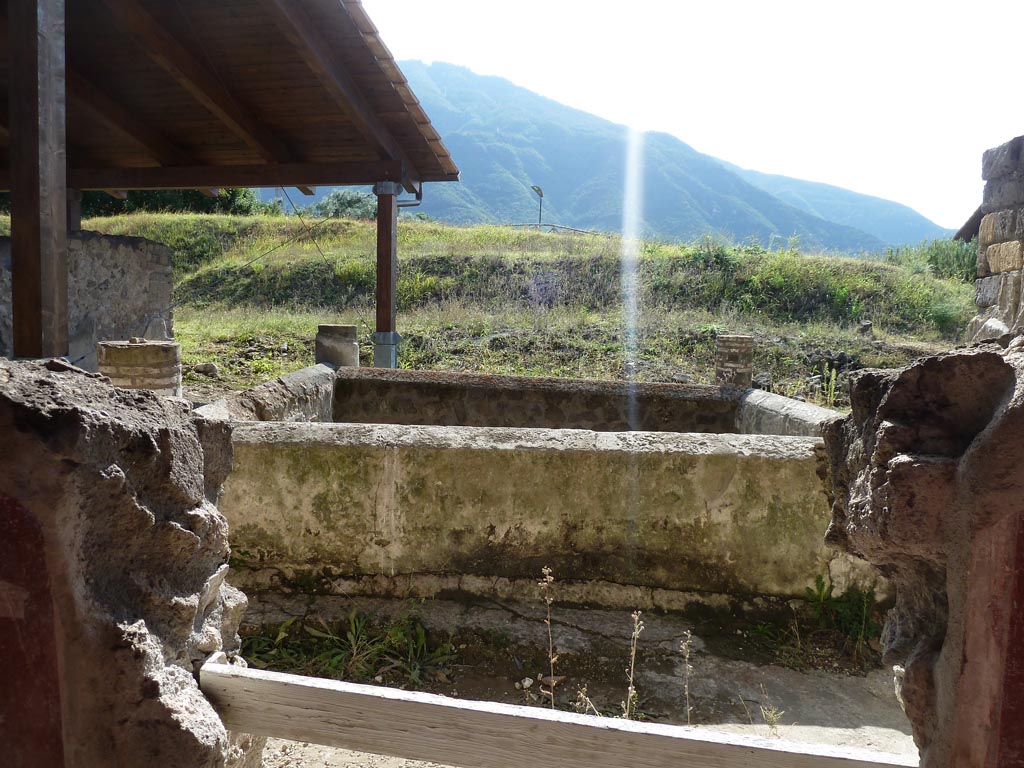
[87,213,972,406]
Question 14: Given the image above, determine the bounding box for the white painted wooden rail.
[200,661,918,768]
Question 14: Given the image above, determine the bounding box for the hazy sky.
[361,0,1024,229]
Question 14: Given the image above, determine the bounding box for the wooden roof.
[0,0,459,192]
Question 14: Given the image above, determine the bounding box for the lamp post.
[530,185,543,227]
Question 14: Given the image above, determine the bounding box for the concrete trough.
[205,367,877,611]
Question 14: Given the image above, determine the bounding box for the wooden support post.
[9,0,68,358]
[374,181,400,368]
[66,188,82,233]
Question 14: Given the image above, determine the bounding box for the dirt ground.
[249,596,917,767]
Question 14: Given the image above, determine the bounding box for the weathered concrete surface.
[0,359,261,767]
[221,422,880,605]
[0,233,173,370]
[824,342,1024,767]
[196,364,336,423]
[736,388,841,437]
[333,368,739,433]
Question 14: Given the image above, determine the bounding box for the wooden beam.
[298,185,315,196]
[10,0,69,358]
[376,183,398,335]
[99,0,295,163]
[0,161,404,192]
[263,0,417,189]
[199,662,916,768]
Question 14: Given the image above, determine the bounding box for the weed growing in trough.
[680,629,694,725]
[621,610,645,720]
[241,610,456,688]
[538,566,558,709]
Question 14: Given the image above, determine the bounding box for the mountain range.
[290,62,952,251]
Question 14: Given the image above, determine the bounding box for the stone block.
[975,274,1002,308]
[978,244,991,277]
[979,209,1017,247]
[985,240,1024,274]
[983,173,1024,213]
[982,136,1024,181]
[995,269,1023,320]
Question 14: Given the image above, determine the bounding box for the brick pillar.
[715,334,754,388]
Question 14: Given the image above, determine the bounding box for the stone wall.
[333,368,739,433]
[969,135,1024,341]
[221,422,881,610]
[0,232,173,370]
[0,359,261,767]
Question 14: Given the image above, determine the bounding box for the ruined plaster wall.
[332,368,739,432]
[736,388,841,437]
[221,422,881,610]
[0,232,173,370]
[196,364,337,423]
[0,359,260,768]
[969,135,1024,341]
[824,342,1024,767]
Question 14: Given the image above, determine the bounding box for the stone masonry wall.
[333,368,739,433]
[0,232,173,370]
[969,135,1024,341]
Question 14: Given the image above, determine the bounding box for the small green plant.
[803,575,881,662]
[821,363,839,409]
[805,574,840,627]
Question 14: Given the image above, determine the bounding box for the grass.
[71,213,974,405]
[241,610,456,689]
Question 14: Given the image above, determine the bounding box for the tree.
[308,189,377,220]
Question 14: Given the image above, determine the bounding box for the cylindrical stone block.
[715,334,754,389]
[97,339,182,397]
[315,324,359,367]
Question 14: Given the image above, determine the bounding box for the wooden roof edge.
[953,205,984,242]
[342,0,459,182]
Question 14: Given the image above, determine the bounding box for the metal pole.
[538,196,542,226]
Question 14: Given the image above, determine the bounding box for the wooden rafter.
[67,71,192,167]
[263,0,420,189]
[98,0,296,164]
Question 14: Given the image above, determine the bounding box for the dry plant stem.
[539,566,557,710]
[758,684,784,738]
[575,686,601,717]
[622,610,644,720]
[680,629,694,725]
